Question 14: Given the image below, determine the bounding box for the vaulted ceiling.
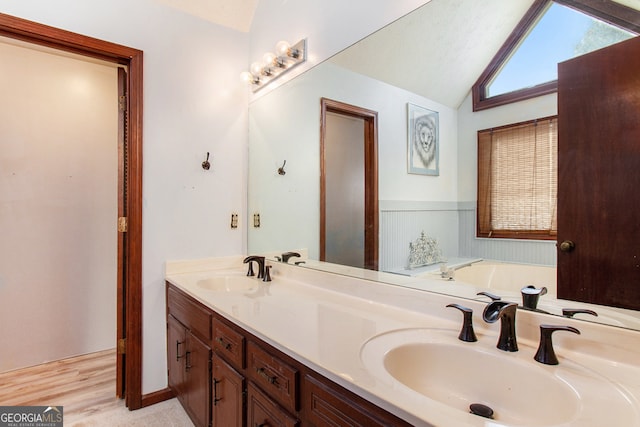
[155,0,640,108]
[152,0,258,32]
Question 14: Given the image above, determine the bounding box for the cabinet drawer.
[212,318,245,369]
[304,375,412,427]
[247,341,299,412]
[247,382,298,427]
[167,285,211,342]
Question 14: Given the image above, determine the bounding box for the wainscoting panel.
[458,207,557,266]
[380,201,460,271]
[379,201,557,272]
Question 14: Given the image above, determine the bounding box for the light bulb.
[240,71,257,84]
[275,40,291,57]
[250,61,263,76]
[263,52,277,66]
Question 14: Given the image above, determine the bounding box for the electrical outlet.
[230,213,238,229]
[253,213,260,228]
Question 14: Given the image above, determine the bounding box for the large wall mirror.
[248,0,640,331]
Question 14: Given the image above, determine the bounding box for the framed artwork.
[407,103,439,176]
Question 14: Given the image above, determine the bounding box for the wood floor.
[0,349,122,423]
[0,349,193,426]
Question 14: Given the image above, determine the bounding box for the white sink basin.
[196,275,261,293]
[361,328,639,426]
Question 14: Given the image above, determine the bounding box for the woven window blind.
[477,117,557,239]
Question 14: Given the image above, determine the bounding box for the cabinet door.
[167,315,186,398]
[185,332,211,427]
[247,382,298,427]
[212,356,245,427]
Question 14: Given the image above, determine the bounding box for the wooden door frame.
[0,14,144,409]
[320,98,379,270]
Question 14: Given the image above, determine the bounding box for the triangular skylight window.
[472,0,639,111]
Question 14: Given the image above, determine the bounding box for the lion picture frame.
[407,103,439,176]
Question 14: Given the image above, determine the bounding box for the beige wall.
[0,38,118,372]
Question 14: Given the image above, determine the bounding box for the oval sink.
[361,328,638,426]
[196,275,260,293]
[386,342,577,425]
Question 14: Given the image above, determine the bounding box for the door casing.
[0,13,145,409]
[320,98,379,270]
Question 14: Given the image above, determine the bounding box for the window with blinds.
[477,116,557,240]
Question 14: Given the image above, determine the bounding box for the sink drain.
[470,403,494,419]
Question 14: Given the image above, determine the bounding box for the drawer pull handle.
[176,340,184,361]
[213,378,222,406]
[256,367,278,385]
[216,337,232,351]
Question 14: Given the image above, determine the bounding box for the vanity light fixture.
[241,39,307,92]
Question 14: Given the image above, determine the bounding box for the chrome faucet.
[281,251,301,264]
[483,301,519,352]
[243,255,265,279]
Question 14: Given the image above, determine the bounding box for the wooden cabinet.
[167,315,211,427]
[212,356,245,427]
[247,341,298,413]
[166,287,212,427]
[166,282,413,427]
[304,374,405,427]
[167,315,186,397]
[247,382,298,427]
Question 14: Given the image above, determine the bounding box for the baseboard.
[141,387,174,408]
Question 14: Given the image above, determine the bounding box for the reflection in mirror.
[247,0,640,330]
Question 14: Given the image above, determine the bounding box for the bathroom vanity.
[166,256,640,427]
[166,282,411,426]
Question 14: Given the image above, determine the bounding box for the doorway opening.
[320,98,378,270]
[0,13,144,409]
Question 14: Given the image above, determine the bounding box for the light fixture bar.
[241,38,307,93]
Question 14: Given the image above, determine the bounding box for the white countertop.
[166,256,640,427]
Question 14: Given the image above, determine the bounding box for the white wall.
[0,39,117,372]
[248,62,458,262]
[0,0,248,393]
[0,0,431,395]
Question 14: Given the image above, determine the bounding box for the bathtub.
[452,260,557,295]
[420,260,640,330]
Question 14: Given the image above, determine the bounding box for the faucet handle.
[476,291,501,302]
[521,285,548,310]
[446,304,477,342]
[534,324,580,365]
[562,308,598,318]
[281,251,301,263]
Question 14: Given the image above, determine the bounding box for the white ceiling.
[153,0,258,32]
[330,0,536,108]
